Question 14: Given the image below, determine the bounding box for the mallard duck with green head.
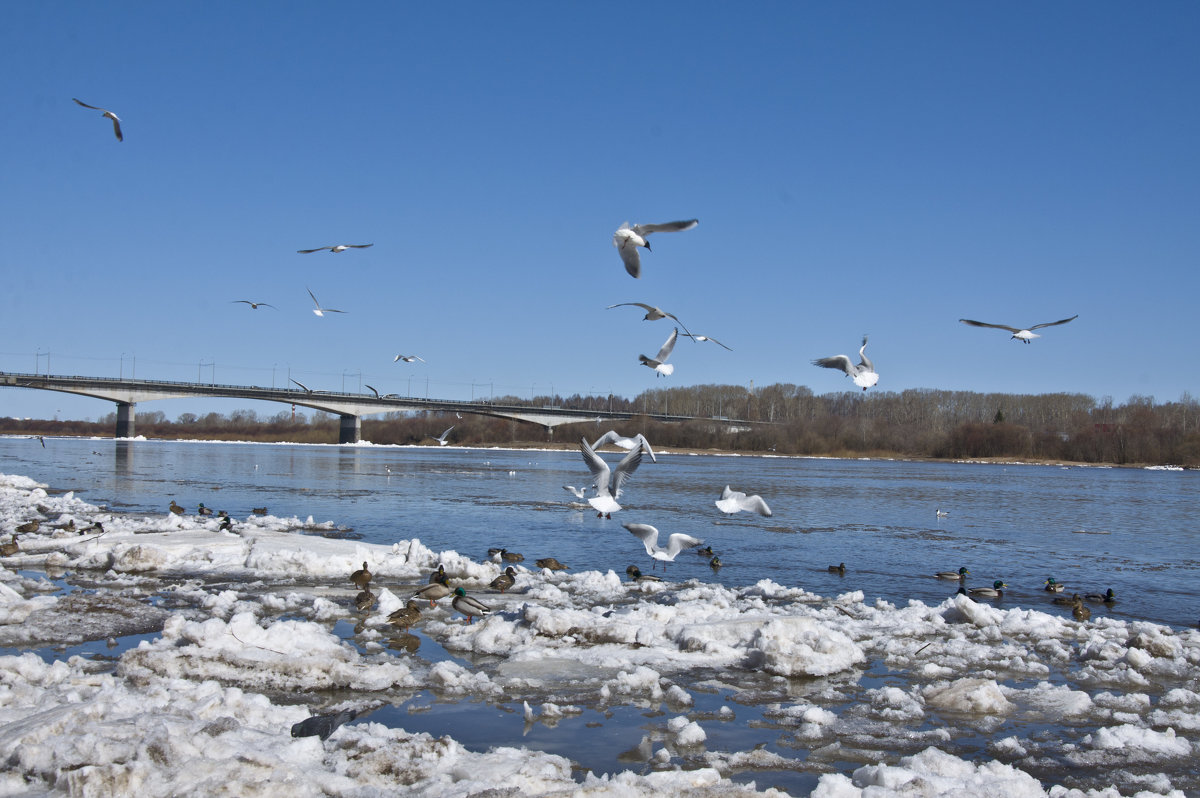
[1044,577,1065,593]
[452,587,492,624]
[935,567,970,581]
[413,577,452,608]
[1085,588,1116,604]
[968,580,1008,598]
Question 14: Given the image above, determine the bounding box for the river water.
[4,436,1194,630]
[2,435,1198,795]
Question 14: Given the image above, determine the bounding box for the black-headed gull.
[623,523,703,568]
[307,288,346,317]
[232,300,275,310]
[432,426,454,446]
[639,328,678,377]
[72,98,123,141]
[958,315,1078,343]
[606,303,693,336]
[563,485,590,499]
[394,354,425,363]
[612,219,698,279]
[813,335,878,391]
[580,436,642,517]
[297,244,374,254]
[590,430,657,463]
[715,486,773,517]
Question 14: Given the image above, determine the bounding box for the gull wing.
[664,533,704,557]
[108,115,123,141]
[654,328,679,363]
[579,437,612,485]
[290,378,312,393]
[857,337,874,372]
[959,319,1021,333]
[606,302,655,313]
[616,238,642,278]
[632,219,698,235]
[624,523,660,555]
[685,334,732,350]
[347,244,374,249]
[73,98,104,110]
[1029,314,1079,331]
[741,494,773,517]
[365,384,380,398]
[813,354,856,377]
[298,247,333,254]
[633,433,657,463]
[608,446,643,500]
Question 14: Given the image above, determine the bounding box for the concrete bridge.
[0,372,718,443]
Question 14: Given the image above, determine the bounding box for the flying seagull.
[958,315,1079,343]
[290,378,313,393]
[432,426,454,446]
[307,288,346,317]
[639,327,678,377]
[612,219,698,278]
[682,333,733,351]
[715,485,773,517]
[813,335,878,391]
[606,303,693,336]
[72,98,123,141]
[297,244,374,254]
[590,430,657,463]
[580,436,643,517]
[231,300,275,310]
[624,523,703,568]
[393,354,425,363]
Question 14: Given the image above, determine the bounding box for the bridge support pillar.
[339,414,361,444]
[115,402,136,438]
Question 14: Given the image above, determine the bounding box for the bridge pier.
[339,414,361,444]
[115,402,136,438]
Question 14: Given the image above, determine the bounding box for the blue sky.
[2,2,1197,422]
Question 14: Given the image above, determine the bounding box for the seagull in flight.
[959,314,1079,343]
[606,303,693,336]
[813,335,878,391]
[72,98,123,141]
[639,327,678,377]
[231,300,275,310]
[590,430,657,463]
[297,244,374,254]
[715,486,773,517]
[307,288,346,317]
[682,333,732,351]
[394,354,425,363]
[612,219,698,279]
[432,426,454,446]
[624,523,703,568]
[580,436,643,517]
[290,378,313,393]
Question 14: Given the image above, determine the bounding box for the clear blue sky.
[2,2,1197,422]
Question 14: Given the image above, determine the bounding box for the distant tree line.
[2,384,1198,466]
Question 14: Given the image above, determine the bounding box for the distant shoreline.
[4,433,1188,470]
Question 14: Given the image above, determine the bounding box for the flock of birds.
[932,566,1116,621]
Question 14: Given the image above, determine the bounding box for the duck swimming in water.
[935,567,970,581]
[1085,588,1116,604]
[1044,577,1065,593]
[968,580,1008,598]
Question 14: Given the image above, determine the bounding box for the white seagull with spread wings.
[612,219,698,278]
[813,335,878,391]
[624,523,703,568]
[715,486,773,517]
[579,436,643,516]
[394,354,425,363]
[72,98,123,141]
[959,315,1078,343]
[307,288,346,317]
[590,430,657,463]
[297,244,374,254]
